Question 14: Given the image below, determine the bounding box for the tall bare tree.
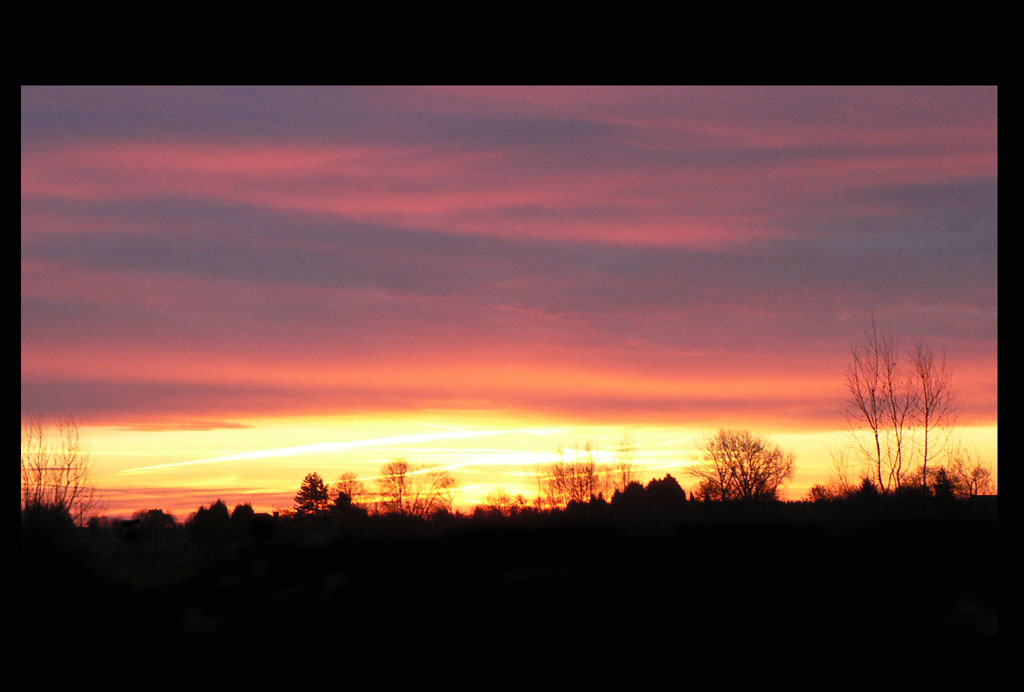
[843,320,917,494]
[844,321,885,492]
[909,342,958,491]
[844,320,969,495]
[688,429,795,501]
[21,415,98,526]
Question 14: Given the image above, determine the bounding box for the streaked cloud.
[117,427,530,475]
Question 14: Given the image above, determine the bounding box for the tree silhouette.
[294,472,331,516]
[331,490,352,513]
[946,443,994,498]
[909,342,958,491]
[854,477,880,500]
[187,499,231,544]
[806,484,833,502]
[843,320,916,493]
[331,472,368,510]
[133,508,177,536]
[929,467,956,500]
[21,415,98,527]
[688,429,795,501]
[481,488,529,517]
[610,481,646,508]
[536,443,606,509]
[231,502,255,523]
[376,459,457,517]
[842,320,975,496]
[644,474,687,506]
[328,488,368,520]
[21,501,76,543]
[228,502,255,539]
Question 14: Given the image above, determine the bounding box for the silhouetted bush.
[611,481,646,508]
[608,475,689,527]
[854,477,880,501]
[807,484,834,503]
[645,473,687,507]
[187,499,231,545]
[231,502,255,522]
[930,467,957,501]
[132,509,178,539]
[21,502,76,547]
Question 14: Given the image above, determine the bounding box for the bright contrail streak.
[118,428,560,475]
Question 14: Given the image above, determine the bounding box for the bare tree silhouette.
[688,429,795,501]
[947,442,994,498]
[844,320,916,494]
[331,471,369,509]
[21,415,98,526]
[807,444,860,501]
[909,342,958,491]
[844,320,971,496]
[536,443,605,509]
[376,459,457,517]
[481,488,529,517]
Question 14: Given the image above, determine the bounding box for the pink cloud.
[21,87,997,439]
[22,110,994,252]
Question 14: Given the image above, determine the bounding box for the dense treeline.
[21,472,997,638]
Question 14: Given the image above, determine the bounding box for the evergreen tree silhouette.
[294,472,330,516]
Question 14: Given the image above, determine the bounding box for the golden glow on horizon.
[58,413,997,519]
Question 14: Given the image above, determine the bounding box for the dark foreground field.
[20,498,997,638]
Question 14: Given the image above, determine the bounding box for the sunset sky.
[21,85,998,518]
